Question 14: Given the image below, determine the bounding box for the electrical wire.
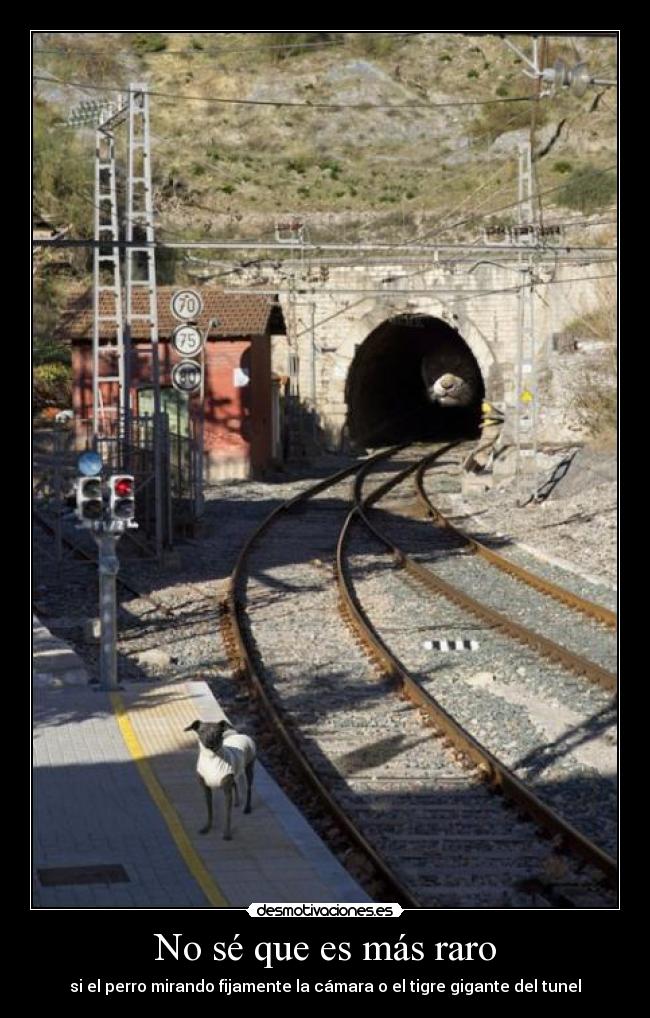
[33,31,420,58]
[32,73,544,112]
[409,164,617,247]
[155,106,528,250]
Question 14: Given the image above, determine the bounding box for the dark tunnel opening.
[345,315,485,447]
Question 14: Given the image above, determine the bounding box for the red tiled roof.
[56,286,285,340]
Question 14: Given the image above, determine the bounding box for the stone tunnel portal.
[345,315,485,447]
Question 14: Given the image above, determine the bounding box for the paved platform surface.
[33,614,88,688]
[33,617,370,908]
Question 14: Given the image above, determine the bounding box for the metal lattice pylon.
[124,83,164,556]
[93,123,124,443]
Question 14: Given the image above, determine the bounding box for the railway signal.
[108,474,136,522]
[76,476,103,524]
[71,453,138,690]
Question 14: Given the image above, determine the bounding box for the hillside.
[33,31,617,387]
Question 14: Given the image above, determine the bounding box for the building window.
[137,386,190,437]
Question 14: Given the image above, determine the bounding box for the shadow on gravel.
[334,733,433,775]
[365,504,517,556]
[512,701,618,780]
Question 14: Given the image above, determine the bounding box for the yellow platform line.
[110,691,229,908]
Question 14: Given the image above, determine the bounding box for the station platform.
[32,616,370,908]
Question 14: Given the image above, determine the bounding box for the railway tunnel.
[345,314,485,447]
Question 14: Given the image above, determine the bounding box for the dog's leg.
[233,776,241,808]
[198,777,213,835]
[223,777,234,840]
[244,760,254,814]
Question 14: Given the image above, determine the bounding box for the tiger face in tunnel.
[421,352,480,409]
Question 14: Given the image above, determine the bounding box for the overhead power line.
[32,74,542,111]
[221,272,617,298]
[34,238,616,254]
[33,31,420,58]
[414,163,617,243]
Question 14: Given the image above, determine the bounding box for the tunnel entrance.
[345,314,485,447]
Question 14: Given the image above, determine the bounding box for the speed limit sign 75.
[172,324,203,358]
[170,289,204,322]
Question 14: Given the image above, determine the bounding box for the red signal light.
[108,474,136,522]
[114,477,133,497]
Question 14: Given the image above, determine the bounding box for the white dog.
[184,720,256,840]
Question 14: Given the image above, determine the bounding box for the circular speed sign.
[170,288,204,322]
[172,324,203,358]
[171,360,202,394]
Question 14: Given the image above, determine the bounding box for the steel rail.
[33,508,214,618]
[360,458,616,691]
[340,450,617,887]
[414,453,617,629]
[221,445,420,907]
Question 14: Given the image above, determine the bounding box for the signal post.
[75,453,137,690]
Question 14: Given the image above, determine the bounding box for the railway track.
[414,456,616,629]
[222,443,618,908]
[344,448,617,868]
[33,508,218,620]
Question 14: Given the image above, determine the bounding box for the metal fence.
[33,410,203,563]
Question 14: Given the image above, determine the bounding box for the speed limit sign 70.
[170,289,204,322]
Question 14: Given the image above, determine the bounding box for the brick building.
[58,286,286,480]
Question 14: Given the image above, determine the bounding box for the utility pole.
[125,83,163,557]
[69,86,165,557]
[310,301,317,417]
[514,141,538,505]
[285,267,303,456]
[500,35,617,94]
[73,97,128,456]
[96,530,120,689]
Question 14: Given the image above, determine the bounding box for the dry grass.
[566,279,617,438]
[564,278,616,342]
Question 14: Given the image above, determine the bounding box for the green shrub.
[267,32,342,61]
[286,155,309,174]
[33,363,72,411]
[557,164,617,213]
[131,33,168,54]
[496,84,509,97]
[469,98,547,144]
[553,160,572,174]
[467,69,479,79]
[353,33,400,58]
[439,53,452,62]
[319,159,341,179]
[33,103,92,256]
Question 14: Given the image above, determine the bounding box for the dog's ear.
[184,720,200,732]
